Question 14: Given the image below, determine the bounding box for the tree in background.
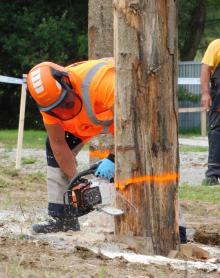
[88,0,114,164]
[88,0,113,59]
[178,0,220,61]
[178,0,207,61]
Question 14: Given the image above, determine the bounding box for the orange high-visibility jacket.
[41,58,115,142]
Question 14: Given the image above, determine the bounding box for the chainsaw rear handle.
[67,162,101,191]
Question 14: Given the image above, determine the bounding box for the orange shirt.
[41,59,115,143]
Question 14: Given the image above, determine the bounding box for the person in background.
[201,39,220,185]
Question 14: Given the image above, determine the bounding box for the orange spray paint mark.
[115,172,179,190]
[89,150,110,159]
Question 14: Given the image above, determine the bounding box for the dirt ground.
[0,148,220,277]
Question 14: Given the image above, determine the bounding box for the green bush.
[0,1,88,129]
[178,86,200,102]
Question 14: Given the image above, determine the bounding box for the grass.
[4,258,25,277]
[99,266,107,278]
[179,128,201,136]
[179,145,208,152]
[0,129,207,153]
[0,129,90,150]
[0,165,45,190]
[179,183,220,204]
[26,171,46,183]
[22,156,37,165]
[0,129,46,149]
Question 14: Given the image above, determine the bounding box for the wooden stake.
[16,75,27,169]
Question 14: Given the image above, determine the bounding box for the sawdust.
[194,224,220,246]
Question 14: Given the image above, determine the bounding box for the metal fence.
[178,61,202,132]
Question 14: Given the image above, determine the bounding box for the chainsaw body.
[64,163,124,217]
[64,164,102,217]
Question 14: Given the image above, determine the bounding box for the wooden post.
[178,107,207,136]
[88,0,114,163]
[114,0,179,255]
[16,75,27,169]
[201,109,207,137]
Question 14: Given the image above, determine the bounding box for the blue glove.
[94,154,115,181]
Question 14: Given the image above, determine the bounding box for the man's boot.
[179,226,187,244]
[32,215,80,234]
[203,176,219,186]
[32,164,80,234]
[179,207,187,244]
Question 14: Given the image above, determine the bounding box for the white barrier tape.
[0,75,200,86]
[178,77,200,85]
[0,75,26,85]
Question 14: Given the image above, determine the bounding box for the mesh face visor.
[42,68,83,121]
[48,90,83,121]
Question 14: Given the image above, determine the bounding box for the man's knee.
[47,166,70,217]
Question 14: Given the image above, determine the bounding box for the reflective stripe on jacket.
[42,58,115,142]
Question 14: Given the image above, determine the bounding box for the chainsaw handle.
[67,162,100,190]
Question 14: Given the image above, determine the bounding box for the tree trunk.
[88,0,114,163]
[88,0,113,59]
[114,0,179,256]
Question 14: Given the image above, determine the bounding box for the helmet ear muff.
[51,67,68,79]
[50,67,72,90]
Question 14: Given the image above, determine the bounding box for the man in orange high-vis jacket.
[27,58,115,233]
[27,58,187,243]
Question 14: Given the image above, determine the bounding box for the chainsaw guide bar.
[100,207,124,216]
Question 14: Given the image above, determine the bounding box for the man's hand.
[201,92,212,109]
[94,154,115,181]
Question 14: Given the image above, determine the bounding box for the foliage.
[178,0,207,60]
[177,86,200,102]
[199,0,220,52]
[178,0,220,60]
[0,0,88,129]
[0,1,88,74]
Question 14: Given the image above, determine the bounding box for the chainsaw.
[63,163,124,217]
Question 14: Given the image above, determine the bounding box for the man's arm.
[200,63,212,108]
[45,123,77,180]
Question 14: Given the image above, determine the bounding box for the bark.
[179,0,207,61]
[114,0,179,256]
[88,0,114,163]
